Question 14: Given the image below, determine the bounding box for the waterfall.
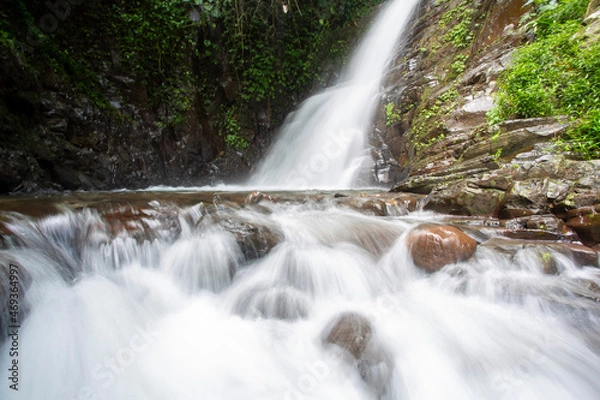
[1,196,600,400]
[248,0,419,190]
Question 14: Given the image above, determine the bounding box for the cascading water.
[1,0,600,398]
[248,0,419,189]
[1,194,599,400]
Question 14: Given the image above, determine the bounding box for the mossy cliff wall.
[378,0,600,244]
[0,0,382,193]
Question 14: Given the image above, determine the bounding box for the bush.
[490,0,600,159]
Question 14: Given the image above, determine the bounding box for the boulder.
[424,181,506,216]
[323,312,373,359]
[212,215,280,261]
[461,119,569,162]
[566,213,600,247]
[406,224,477,272]
[322,312,393,396]
[336,197,388,216]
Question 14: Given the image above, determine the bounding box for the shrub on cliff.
[489,0,600,159]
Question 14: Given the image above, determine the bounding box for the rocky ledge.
[382,0,600,249]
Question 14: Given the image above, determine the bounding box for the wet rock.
[212,215,280,261]
[493,214,581,242]
[322,312,393,396]
[501,179,568,218]
[526,214,568,232]
[103,205,181,241]
[480,238,599,267]
[539,251,559,275]
[566,213,600,247]
[424,181,506,216]
[324,312,373,358]
[498,229,575,242]
[573,278,600,302]
[406,224,477,272]
[335,197,388,216]
[244,191,276,205]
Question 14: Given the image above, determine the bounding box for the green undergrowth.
[489,0,600,159]
[1,0,383,150]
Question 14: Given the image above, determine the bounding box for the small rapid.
[1,194,599,400]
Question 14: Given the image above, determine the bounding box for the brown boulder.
[323,312,373,359]
[322,312,393,395]
[407,224,477,272]
[335,197,388,216]
[566,213,600,247]
[211,215,280,261]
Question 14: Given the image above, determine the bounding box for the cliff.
[379,0,600,246]
[0,0,381,193]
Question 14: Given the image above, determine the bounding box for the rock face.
[377,0,530,185]
[376,0,600,246]
[1,2,378,194]
[406,224,477,272]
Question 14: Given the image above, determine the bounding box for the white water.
[248,0,418,190]
[1,199,600,400]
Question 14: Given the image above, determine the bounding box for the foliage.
[219,105,248,150]
[440,1,475,49]
[385,102,401,126]
[450,54,469,75]
[489,0,600,158]
[209,0,383,103]
[445,17,475,48]
[1,0,383,154]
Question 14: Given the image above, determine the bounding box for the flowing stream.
[0,193,599,400]
[248,0,419,189]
